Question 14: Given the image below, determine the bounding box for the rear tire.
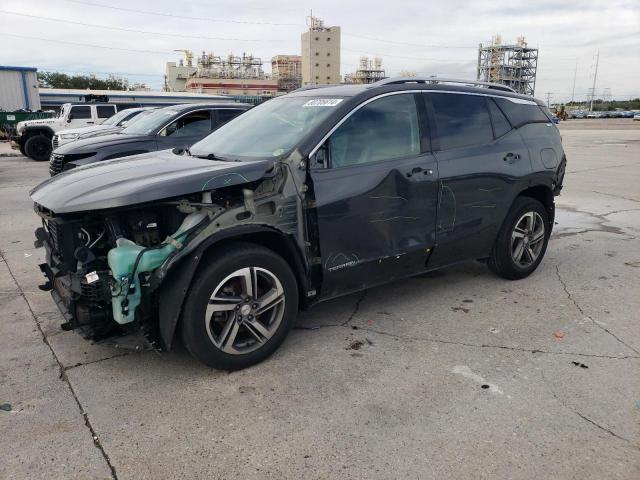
[488,197,550,280]
[180,242,298,370]
[24,135,52,161]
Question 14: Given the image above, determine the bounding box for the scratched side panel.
[310,155,438,297]
[429,129,530,267]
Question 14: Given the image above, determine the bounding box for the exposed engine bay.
[33,181,289,350]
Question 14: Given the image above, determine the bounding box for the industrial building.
[185,78,277,96]
[271,55,302,92]
[477,35,538,96]
[165,51,198,92]
[185,51,277,96]
[165,50,278,97]
[0,66,41,111]
[301,16,341,85]
[344,57,386,84]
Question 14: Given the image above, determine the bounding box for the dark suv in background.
[31,77,565,370]
[48,102,251,175]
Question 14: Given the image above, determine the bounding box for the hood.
[54,132,148,154]
[18,118,55,131]
[21,118,56,127]
[30,150,275,214]
[79,126,122,139]
[58,124,116,136]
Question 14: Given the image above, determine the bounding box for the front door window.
[329,94,420,168]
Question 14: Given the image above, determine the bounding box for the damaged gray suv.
[30,77,566,370]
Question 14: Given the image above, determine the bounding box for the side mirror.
[66,118,72,123]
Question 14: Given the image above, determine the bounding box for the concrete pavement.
[1,119,639,479]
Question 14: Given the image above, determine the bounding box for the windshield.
[121,109,155,127]
[121,108,178,135]
[102,109,135,126]
[58,105,69,118]
[189,96,342,160]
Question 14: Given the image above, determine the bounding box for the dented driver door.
[309,92,439,298]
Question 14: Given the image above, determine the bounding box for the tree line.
[38,71,130,90]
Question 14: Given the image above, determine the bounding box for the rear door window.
[488,98,512,138]
[430,93,493,150]
[97,105,116,119]
[68,106,91,120]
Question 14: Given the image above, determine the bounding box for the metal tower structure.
[344,57,386,84]
[477,35,538,96]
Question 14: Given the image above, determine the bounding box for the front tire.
[488,197,550,280]
[24,135,52,161]
[180,242,299,370]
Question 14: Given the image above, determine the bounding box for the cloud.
[1,0,638,100]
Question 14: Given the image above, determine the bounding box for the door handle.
[406,167,434,178]
[503,152,520,163]
[86,121,94,124]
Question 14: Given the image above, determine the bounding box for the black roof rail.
[290,83,342,93]
[367,76,516,93]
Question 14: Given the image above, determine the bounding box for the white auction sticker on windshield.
[302,99,343,107]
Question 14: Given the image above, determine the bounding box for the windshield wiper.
[193,152,232,161]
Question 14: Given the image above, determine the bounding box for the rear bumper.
[553,156,566,196]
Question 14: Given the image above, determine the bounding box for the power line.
[0,33,175,55]
[343,33,475,49]
[0,10,290,43]
[60,0,304,26]
[341,47,454,62]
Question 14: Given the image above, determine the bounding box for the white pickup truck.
[13,103,120,161]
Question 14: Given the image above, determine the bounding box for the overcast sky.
[1,0,638,102]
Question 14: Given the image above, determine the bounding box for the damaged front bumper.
[37,232,156,350]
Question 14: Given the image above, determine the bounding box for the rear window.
[493,98,549,127]
[431,93,493,150]
[97,105,116,119]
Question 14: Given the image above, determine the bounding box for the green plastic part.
[107,211,207,324]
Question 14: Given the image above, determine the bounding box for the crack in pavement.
[555,265,639,356]
[600,208,640,217]
[64,352,134,372]
[352,325,639,360]
[567,163,640,174]
[541,371,638,448]
[0,250,119,480]
[342,289,368,326]
[296,289,639,361]
[592,191,640,204]
[552,205,636,240]
[293,289,368,331]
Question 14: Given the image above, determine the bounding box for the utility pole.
[545,91,552,108]
[589,51,599,112]
[571,58,578,104]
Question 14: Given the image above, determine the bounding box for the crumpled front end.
[33,199,214,350]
